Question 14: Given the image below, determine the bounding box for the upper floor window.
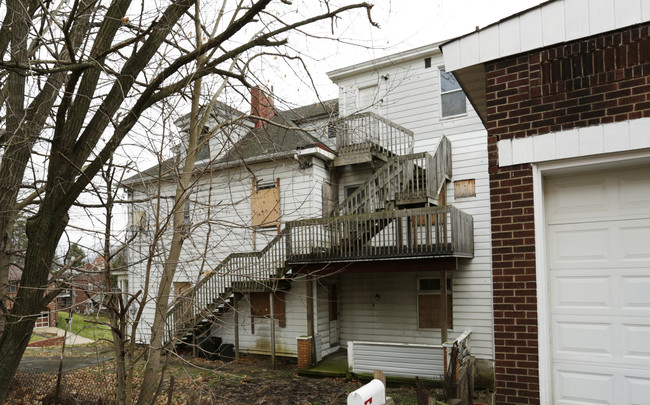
[440,68,466,118]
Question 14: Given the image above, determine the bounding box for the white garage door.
[545,166,650,404]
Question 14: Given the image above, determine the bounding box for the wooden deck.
[287,206,474,263]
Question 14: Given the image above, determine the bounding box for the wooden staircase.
[164,136,467,347]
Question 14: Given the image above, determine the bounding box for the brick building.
[442,0,650,403]
[6,266,57,328]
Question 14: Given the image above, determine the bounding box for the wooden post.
[306,275,315,363]
[441,268,448,344]
[270,292,276,369]
[234,295,240,361]
[374,369,386,387]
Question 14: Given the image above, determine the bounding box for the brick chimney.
[250,86,275,130]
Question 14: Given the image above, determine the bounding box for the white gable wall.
[329,47,494,361]
[127,156,324,342]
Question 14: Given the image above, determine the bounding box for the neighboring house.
[58,257,106,314]
[6,266,57,328]
[124,42,493,383]
[441,0,650,403]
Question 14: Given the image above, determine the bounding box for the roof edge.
[327,40,446,82]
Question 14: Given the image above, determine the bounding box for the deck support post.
[306,274,315,364]
[234,294,240,361]
[269,291,276,369]
[441,268,448,344]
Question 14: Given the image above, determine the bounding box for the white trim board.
[498,117,650,167]
[532,148,650,405]
[442,0,650,72]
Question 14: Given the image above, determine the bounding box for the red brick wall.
[296,337,312,369]
[485,23,650,404]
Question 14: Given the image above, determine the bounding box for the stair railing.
[334,112,414,157]
[335,136,452,216]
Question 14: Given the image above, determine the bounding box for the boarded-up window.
[417,277,452,329]
[454,179,476,199]
[250,292,286,327]
[252,179,281,228]
[174,282,192,298]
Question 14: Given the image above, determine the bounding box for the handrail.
[334,112,414,157]
[335,137,452,216]
[288,205,474,262]
[165,228,290,344]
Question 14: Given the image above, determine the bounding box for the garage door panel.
[618,170,650,213]
[548,220,650,269]
[552,275,611,310]
[625,376,650,405]
[621,276,650,310]
[547,167,650,224]
[553,320,614,358]
[554,368,615,405]
[554,364,650,405]
[620,223,650,262]
[546,178,609,222]
[622,324,650,361]
[546,166,650,401]
[548,226,611,265]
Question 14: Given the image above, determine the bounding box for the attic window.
[424,57,432,68]
[196,127,210,161]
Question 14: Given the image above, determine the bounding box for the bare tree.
[0,0,376,402]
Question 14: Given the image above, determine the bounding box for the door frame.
[532,149,650,405]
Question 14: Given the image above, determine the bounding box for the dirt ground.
[9,346,493,404]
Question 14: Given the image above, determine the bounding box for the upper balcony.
[333,112,414,166]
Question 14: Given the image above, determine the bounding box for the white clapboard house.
[123,42,494,382]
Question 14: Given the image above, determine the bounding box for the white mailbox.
[347,379,385,405]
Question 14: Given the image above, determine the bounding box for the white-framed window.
[440,68,466,118]
[417,275,452,329]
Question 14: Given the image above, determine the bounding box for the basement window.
[440,68,466,118]
[417,276,452,329]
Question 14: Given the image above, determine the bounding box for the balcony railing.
[335,137,452,216]
[334,112,414,157]
[287,205,473,263]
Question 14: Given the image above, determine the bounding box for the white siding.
[127,158,322,342]
[331,49,494,361]
[210,280,309,356]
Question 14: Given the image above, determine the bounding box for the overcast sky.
[271,0,546,105]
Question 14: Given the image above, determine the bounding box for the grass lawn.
[57,311,113,342]
[29,334,46,343]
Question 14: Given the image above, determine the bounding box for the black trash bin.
[197,336,222,361]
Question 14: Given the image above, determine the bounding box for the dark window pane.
[440,69,461,92]
[442,91,466,117]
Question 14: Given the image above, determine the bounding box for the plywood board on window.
[454,179,476,198]
[250,292,286,327]
[252,180,281,228]
[418,294,452,329]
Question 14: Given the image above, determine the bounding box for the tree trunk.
[0,209,69,403]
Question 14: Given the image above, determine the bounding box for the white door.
[545,166,650,404]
